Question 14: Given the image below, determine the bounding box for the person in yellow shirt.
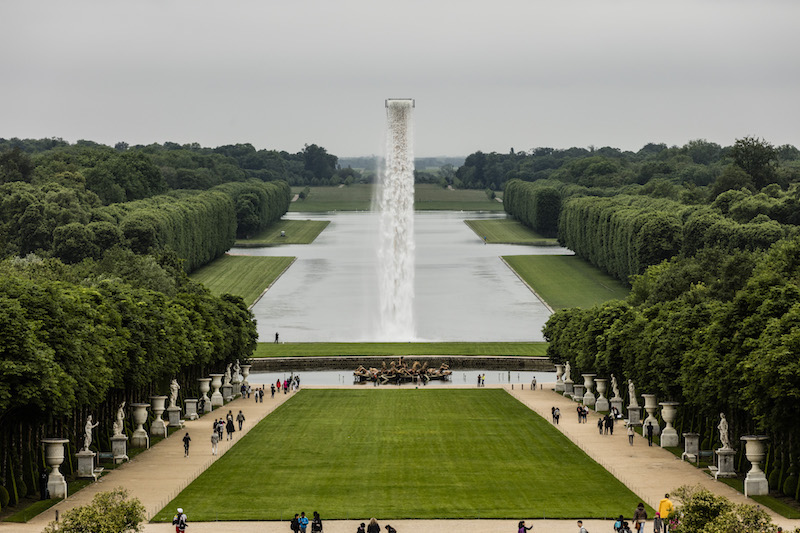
[656,493,674,531]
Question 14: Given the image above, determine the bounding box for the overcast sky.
[2,0,798,157]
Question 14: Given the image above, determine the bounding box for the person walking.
[311,511,323,533]
[656,493,674,531]
[216,419,224,441]
[518,519,533,532]
[271,383,276,398]
[182,432,191,457]
[633,502,647,533]
[275,332,279,343]
[236,410,245,431]
[299,511,309,533]
[210,431,219,455]
[367,518,380,533]
[646,421,654,446]
[627,422,635,445]
[553,407,560,425]
[597,417,604,434]
[225,416,235,441]
[577,520,587,533]
[172,508,187,533]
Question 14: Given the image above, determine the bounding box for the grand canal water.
[235,211,572,342]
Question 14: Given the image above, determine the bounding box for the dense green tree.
[731,136,778,190]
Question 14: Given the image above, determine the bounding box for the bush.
[783,472,798,497]
[15,478,27,501]
[42,488,145,533]
[0,485,9,508]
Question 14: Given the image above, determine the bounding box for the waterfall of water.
[376,99,415,340]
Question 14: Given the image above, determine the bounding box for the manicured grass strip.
[235,220,330,246]
[3,479,94,523]
[154,389,644,520]
[503,255,629,310]
[254,342,548,358]
[415,185,504,211]
[717,477,800,518]
[290,184,373,211]
[190,255,294,307]
[464,219,558,245]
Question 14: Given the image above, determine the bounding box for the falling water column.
[377,99,415,340]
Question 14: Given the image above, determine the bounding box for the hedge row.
[503,179,561,236]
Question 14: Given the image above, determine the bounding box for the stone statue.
[83,415,99,451]
[563,361,571,382]
[224,364,232,385]
[627,379,638,407]
[611,374,620,399]
[112,401,126,437]
[233,359,241,381]
[718,412,731,450]
[169,379,180,408]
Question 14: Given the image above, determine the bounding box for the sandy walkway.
[4,384,798,533]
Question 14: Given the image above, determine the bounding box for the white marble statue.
[224,364,232,386]
[83,415,99,451]
[627,379,638,407]
[718,412,731,450]
[233,359,241,381]
[112,401,126,437]
[611,374,620,399]
[169,379,180,408]
[563,361,571,382]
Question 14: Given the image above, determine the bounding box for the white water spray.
[376,99,415,340]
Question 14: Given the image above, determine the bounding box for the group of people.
[597,413,615,435]
[210,409,246,453]
[550,406,561,425]
[278,374,301,393]
[608,495,673,533]
[359,518,397,533]
[576,404,590,423]
[476,374,487,386]
[289,511,323,533]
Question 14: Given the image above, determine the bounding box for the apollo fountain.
[376,99,416,340]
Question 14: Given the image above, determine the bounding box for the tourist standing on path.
[577,520,587,533]
[182,432,191,457]
[210,431,219,455]
[299,511,309,533]
[518,519,533,532]
[271,383,276,398]
[216,419,224,441]
[367,518,380,533]
[627,422,635,446]
[225,416,235,440]
[646,421,654,446]
[357,523,366,533]
[311,511,323,533]
[633,502,647,533]
[656,493,674,531]
[290,514,300,533]
[597,417,604,434]
[237,410,245,431]
[553,407,560,425]
[172,508,187,533]
[275,332,279,343]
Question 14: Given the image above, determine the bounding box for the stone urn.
[131,403,150,448]
[642,394,660,436]
[41,438,69,499]
[659,402,680,447]
[554,364,565,392]
[210,373,224,408]
[741,435,769,496]
[241,364,252,389]
[582,374,596,408]
[150,395,168,437]
[198,378,212,414]
[594,378,609,411]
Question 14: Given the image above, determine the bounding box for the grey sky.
[2,0,798,157]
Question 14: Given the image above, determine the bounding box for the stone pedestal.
[210,374,224,408]
[714,448,737,479]
[682,432,700,462]
[554,364,565,392]
[185,399,198,421]
[167,406,183,428]
[582,374,596,408]
[659,402,680,447]
[610,398,624,418]
[627,405,642,426]
[198,378,212,414]
[572,384,585,401]
[41,438,69,499]
[594,378,609,412]
[221,384,233,402]
[77,450,98,480]
[150,395,168,438]
[131,403,150,448]
[241,365,251,389]
[111,435,129,463]
[563,379,574,396]
[742,435,769,496]
[642,394,660,436]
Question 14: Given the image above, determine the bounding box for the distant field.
[464,219,558,245]
[154,389,645,520]
[234,219,330,246]
[503,255,629,310]
[190,255,294,307]
[289,184,503,212]
[254,342,547,357]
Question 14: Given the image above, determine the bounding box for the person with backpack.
[290,513,300,533]
[576,520,587,533]
[384,525,396,533]
[632,502,647,533]
[210,431,219,456]
[182,432,191,457]
[236,410,245,431]
[613,514,624,532]
[357,523,366,533]
[172,508,187,532]
[299,511,309,533]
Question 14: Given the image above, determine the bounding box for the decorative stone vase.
[150,395,168,437]
[682,432,700,463]
[210,374,224,408]
[554,364,565,392]
[198,378,211,413]
[642,394,660,436]
[131,403,150,448]
[659,402,680,447]
[582,374,596,408]
[241,364,251,389]
[594,378,609,412]
[741,435,769,496]
[41,438,69,499]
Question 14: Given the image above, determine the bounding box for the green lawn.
[289,184,503,212]
[503,255,629,310]
[235,219,330,247]
[464,219,558,245]
[254,342,548,357]
[155,389,644,520]
[190,255,294,307]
